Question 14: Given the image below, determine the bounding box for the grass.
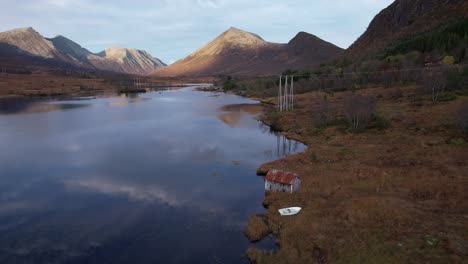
[447,137,465,145]
[246,85,468,263]
[438,92,458,102]
[244,215,270,242]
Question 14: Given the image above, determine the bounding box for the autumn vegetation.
[240,19,468,262]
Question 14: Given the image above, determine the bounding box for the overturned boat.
[278,207,302,216]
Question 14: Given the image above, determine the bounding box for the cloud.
[0,0,394,62]
[64,178,181,206]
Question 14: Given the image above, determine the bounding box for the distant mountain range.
[0,27,166,75]
[152,27,344,77]
[1,0,466,78]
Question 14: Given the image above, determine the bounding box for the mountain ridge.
[152,27,343,77]
[0,27,166,75]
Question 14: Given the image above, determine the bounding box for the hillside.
[347,0,468,57]
[152,27,343,77]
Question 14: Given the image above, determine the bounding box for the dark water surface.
[0,88,306,264]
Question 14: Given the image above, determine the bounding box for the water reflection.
[0,88,306,264]
[217,103,263,128]
[0,97,90,114]
[109,94,151,107]
[258,122,302,158]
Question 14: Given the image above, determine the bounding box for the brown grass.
[247,85,468,263]
[0,71,116,97]
[245,215,270,242]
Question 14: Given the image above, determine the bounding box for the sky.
[0,0,394,64]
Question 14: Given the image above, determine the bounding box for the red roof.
[265,169,300,185]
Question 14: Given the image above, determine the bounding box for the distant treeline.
[220,64,468,99]
[0,66,32,75]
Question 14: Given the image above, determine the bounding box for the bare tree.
[344,93,377,130]
[423,70,447,102]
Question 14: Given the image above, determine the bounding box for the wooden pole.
[291,76,294,110]
[279,75,282,111]
[284,75,288,111]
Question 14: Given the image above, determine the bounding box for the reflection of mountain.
[218,112,242,127]
[0,98,89,115]
[108,95,151,107]
[217,103,263,127]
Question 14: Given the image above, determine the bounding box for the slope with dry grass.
[247,85,468,263]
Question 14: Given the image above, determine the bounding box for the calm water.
[0,88,305,264]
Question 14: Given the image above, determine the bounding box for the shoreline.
[242,85,468,263]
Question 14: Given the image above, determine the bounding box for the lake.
[0,88,306,264]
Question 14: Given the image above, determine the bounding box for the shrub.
[447,138,465,145]
[310,152,319,161]
[372,113,391,130]
[437,92,458,102]
[222,76,237,90]
[443,55,455,65]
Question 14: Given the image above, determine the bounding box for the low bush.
[447,138,465,145]
[372,113,391,130]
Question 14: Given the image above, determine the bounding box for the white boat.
[278,207,302,216]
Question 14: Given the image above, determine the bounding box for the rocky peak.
[0,26,58,59]
[220,27,266,47]
[189,27,269,57]
[99,46,129,61]
[288,32,321,46]
[98,46,166,73]
[47,35,91,58]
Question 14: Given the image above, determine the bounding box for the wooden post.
[284,75,289,111]
[291,76,294,110]
[279,75,282,111]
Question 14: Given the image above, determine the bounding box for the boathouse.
[264,169,301,193]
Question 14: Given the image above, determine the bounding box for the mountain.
[152,27,343,77]
[347,0,468,57]
[287,31,346,68]
[0,27,165,75]
[47,35,93,60]
[97,47,166,75]
[0,27,79,65]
